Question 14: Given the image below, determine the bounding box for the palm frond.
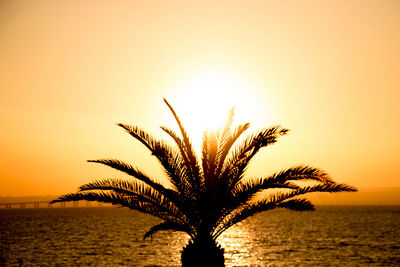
[267,165,334,184]
[116,124,189,193]
[213,201,278,239]
[52,190,185,222]
[228,165,334,206]
[214,181,356,238]
[231,125,289,159]
[51,191,144,210]
[229,179,300,207]
[256,182,356,208]
[87,159,180,200]
[88,159,155,185]
[219,107,235,142]
[79,178,142,196]
[277,198,315,211]
[78,179,193,224]
[117,123,155,151]
[221,125,290,190]
[163,99,200,184]
[201,131,210,188]
[215,123,250,179]
[143,222,194,240]
[203,130,219,190]
[160,126,201,196]
[292,182,357,195]
[210,180,298,233]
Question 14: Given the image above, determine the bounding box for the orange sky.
[0,0,399,197]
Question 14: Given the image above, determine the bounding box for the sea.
[1,206,399,266]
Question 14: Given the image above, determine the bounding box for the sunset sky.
[0,0,399,197]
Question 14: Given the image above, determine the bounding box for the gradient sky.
[0,0,399,196]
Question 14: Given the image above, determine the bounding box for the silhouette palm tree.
[52,99,357,266]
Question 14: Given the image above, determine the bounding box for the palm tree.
[52,99,357,266]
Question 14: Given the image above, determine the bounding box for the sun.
[167,67,266,148]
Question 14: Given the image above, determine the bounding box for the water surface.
[1,206,399,266]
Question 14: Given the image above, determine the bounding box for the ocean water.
[1,206,399,266]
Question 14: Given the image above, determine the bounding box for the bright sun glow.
[168,67,268,148]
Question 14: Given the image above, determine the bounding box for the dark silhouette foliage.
[52,99,357,266]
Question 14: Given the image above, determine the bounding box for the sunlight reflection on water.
[219,223,255,266]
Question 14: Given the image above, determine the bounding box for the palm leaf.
[229,180,300,207]
[87,159,181,202]
[143,222,194,240]
[79,179,177,210]
[214,181,356,238]
[215,123,250,180]
[116,124,190,193]
[267,165,334,184]
[228,165,335,206]
[277,198,315,211]
[160,126,201,196]
[219,107,235,142]
[201,131,210,188]
[163,99,201,183]
[87,159,158,187]
[203,130,219,190]
[221,125,290,190]
[52,191,183,222]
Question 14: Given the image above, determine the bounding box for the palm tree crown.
[52,99,356,264]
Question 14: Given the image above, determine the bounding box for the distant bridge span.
[0,201,107,208]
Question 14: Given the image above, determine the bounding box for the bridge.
[0,201,109,209]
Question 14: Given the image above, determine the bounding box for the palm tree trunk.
[181,238,225,267]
